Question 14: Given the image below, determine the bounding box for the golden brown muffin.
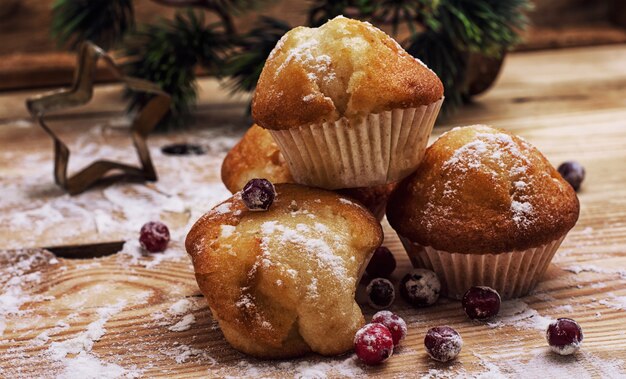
[386,125,579,299]
[252,16,443,130]
[221,124,294,192]
[221,124,397,220]
[387,125,579,254]
[185,183,383,358]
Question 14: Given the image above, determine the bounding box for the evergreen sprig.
[52,0,134,50]
[51,0,529,127]
[224,17,292,93]
[120,9,231,128]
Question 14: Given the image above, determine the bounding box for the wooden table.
[1,45,626,378]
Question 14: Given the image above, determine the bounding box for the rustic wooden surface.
[1,45,626,377]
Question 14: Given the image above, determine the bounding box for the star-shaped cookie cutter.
[26,42,171,195]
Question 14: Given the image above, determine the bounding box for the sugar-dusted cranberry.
[462,286,501,320]
[546,318,583,355]
[557,161,585,192]
[242,178,276,211]
[366,246,396,278]
[139,221,170,253]
[354,323,394,365]
[399,269,440,307]
[366,278,395,309]
[424,326,463,362]
[372,310,407,346]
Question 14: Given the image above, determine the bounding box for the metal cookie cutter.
[26,41,171,195]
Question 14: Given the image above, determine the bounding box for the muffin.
[252,16,443,189]
[221,124,396,220]
[386,125,579,299]
[185,183,383,358]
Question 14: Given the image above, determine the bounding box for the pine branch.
[52,0,134,51]
[224,17,292,93]
[120,9,232,129]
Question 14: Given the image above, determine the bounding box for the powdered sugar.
[437,127,537,229]
[168,314,196,332]
[259,220,347,279]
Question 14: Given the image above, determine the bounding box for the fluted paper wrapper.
[399,235,567,300]
[269,99,443,189]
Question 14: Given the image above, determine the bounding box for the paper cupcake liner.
[399,235,567,300]
[269,99,443,189]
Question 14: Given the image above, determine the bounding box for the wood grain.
[1,45,626,377]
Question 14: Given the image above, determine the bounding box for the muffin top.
[185,183,383,357]
[387,125,579,254]
[221,124,294,193]
[252,16,443,130]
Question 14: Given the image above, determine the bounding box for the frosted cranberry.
[242,178,275,211]
[462,286,501,320]
[557,161,585,191]
[366,278,395,309]
[366,246,396,278]
[139,221,170,253]
[424,326,463,362]
[372,310,407,345]
[354,323,394,365]
[546,318,583,355]
[399,269,440,307]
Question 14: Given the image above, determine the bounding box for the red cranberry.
[462,286,501,320]
[354,323,394,365]
[546,318,583,355]
[557,161,585,192]
[399,269,440,307]
[139,221,170,253]
[366,246,396,278]
[366,278,395,309]
[424,326,463,362]
[242,178,275,211]
[372,310,407,346]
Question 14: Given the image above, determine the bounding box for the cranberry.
[366,246,396,278]
[354,323,394,365]
[366,278,395,309]
[546,318,583,355]
[372,310,407,345]
[462,286,501,320]
[242,178,276,211]
[557,161,585,192]
[424,326,463,362]
[139,221,170,253]
[399,269,440,307]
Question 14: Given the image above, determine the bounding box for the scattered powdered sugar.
[486,299,552,331]
[1,122,237,250]
[168,299,195,316]
[55,352,140,379]
[168,314,196,332]
[48,300,128,359]
[259,220,347,278]
[0,250,56,337]
[118,239,187,269]
[220,224,236,238]
[472,349,625,378]
[598,293,626,311]
[438,128,536,229]
[163,344,216,365]
[218,355,363,379]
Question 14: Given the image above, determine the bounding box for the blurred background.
[1,0,625,128]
